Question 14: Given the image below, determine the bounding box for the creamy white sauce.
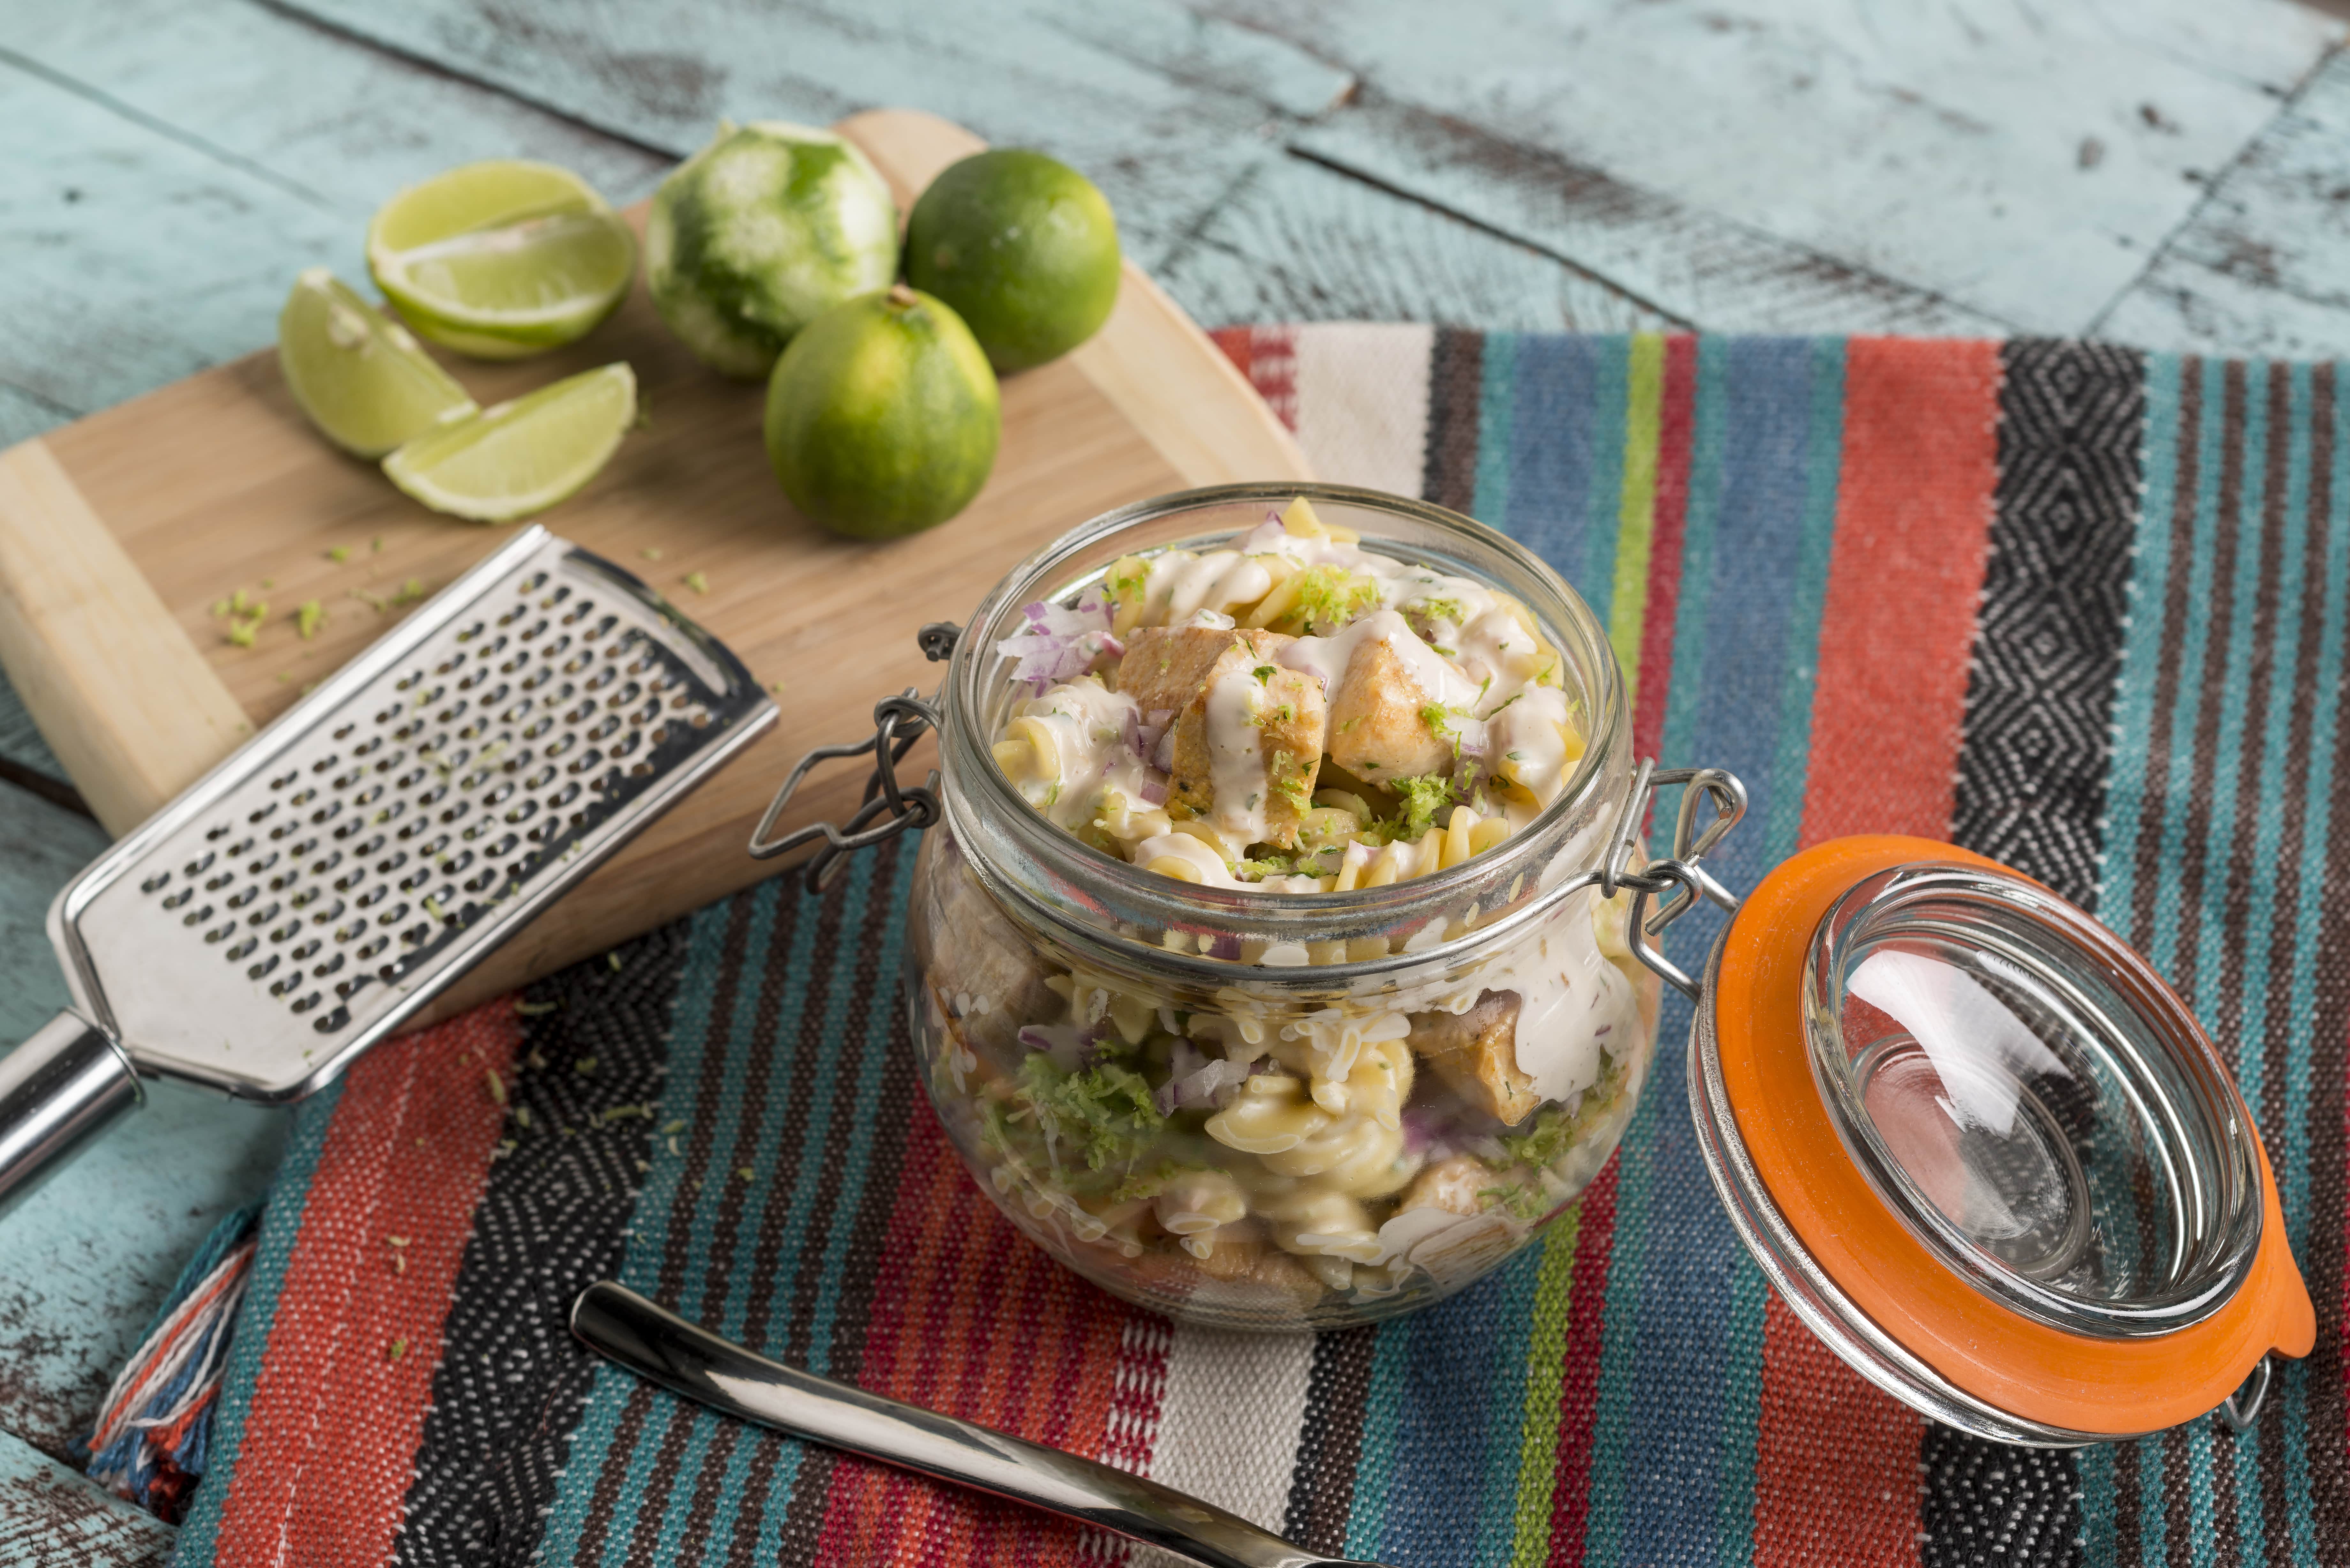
[1203,667,1271,842]
[1472,892,1640,1103]
[1142,551,1275,624]
[1007,678,1167,831]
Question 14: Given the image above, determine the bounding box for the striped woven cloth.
[162,328,2349,1567]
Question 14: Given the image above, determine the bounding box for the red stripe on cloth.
[814,1112,1146,1566]
[1209,326,1251,378]
[1632,333,1699,760]
[1797,337,2003,843]
[1753,336,2003,1567]
[1211,326,1300,433]
[211,1004,522,1568]
[1545,1155,1622,1567]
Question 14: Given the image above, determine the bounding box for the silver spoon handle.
[571,1282,1348,1568]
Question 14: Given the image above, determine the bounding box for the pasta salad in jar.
[905,485,1663,1329]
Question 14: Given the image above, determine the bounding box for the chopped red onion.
[997,593,1122,695]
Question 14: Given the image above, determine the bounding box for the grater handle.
[0,1013,140,1213]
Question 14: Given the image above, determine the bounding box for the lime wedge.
[383,363,636,523]
[367,161,636,359]
[277,269,476,458]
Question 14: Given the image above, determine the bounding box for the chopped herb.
[737,1166,755,1181]
[607,951,622,972]
[386,1235,409,1248]
[485,1068,507,1105]
[661,1119,687,1135]
[1283,565,1381,633]
[515,1105,533,1129]
[296,599,325,639]
[1337,716,1361,734]
[327,545,350,563]
[259,578,274,591]
[516,999,559,1017]
[372,535,384,554]
[682,571,709,595]
[1420,703,1466,764]
[1482,690,1524,720]
[1390,774,1458,840]
[386,1337,409,1362]
[1251,664,1275,684]
[392,578,427,607]
[1505,750,1524,762]
[641,547,664,561]
[1017,1054,1166,1172]
[573,1055,597,1075]
[226,620,257,648]
[209,598,230,618]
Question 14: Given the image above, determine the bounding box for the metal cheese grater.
[0,525,776,1207]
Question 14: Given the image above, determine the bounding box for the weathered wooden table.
[4,0,2349,1554]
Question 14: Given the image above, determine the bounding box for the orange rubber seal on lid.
[1717,834,2315,1436]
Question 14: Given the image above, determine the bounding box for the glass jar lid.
[1694,835,2314,1445]
[1802,863,2263,1340]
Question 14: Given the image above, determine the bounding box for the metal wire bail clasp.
[747,622,962,894]
[1604,763,1749,1001]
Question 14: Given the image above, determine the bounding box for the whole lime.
[904,149,1119,374]
[645,121,899,379]
[764,286,1001,539]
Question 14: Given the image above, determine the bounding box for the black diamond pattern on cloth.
[1953,338,2147,911]
[1932,340,2149,1565]
[390,924,690,1568]
[1920,1424,2088,1568]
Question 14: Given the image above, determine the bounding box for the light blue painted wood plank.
[0,1432,170,1568]
[2098,47,2350,356]
[13,0,670,208]
[0,787,287,1460]
[263,0,1350,267]
[1161,153,1672,333]
[1227,0,2339,335]
[0,1,668,418]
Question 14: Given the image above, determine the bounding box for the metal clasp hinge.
[2219,1353,2274,1433]
[747,622,961,895]
[1606,763,1749,1001]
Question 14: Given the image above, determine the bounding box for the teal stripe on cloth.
[1472,332,1519,529]
[167,1081,342,1568]
[2098,351,2186,936]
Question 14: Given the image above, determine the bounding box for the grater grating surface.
[45,525,775,1101]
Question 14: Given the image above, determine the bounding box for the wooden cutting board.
[0,108,1310,1025]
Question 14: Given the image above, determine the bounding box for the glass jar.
[900,483,1667,1330]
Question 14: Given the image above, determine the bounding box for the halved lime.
[368,161,636,359]
[383,363,635,523]
[278,269,476,458]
